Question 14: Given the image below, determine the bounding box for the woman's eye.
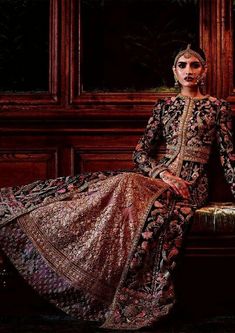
[177,62,201,69]
[178,63,186,69]
[191,63,201,69]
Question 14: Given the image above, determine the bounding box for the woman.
[0,44,234,330]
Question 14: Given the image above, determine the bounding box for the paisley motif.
[0,95,234,330]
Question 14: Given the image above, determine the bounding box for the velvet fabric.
[0,95,234,330]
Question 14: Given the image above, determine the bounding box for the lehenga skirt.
[0,171,195,330]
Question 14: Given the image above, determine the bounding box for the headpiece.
[173,44,207,67]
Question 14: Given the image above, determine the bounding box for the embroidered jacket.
[133,94,235,203]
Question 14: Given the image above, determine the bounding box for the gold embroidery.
[165,98,195,176]
[18,173,169,304]
[166,145,210,164]
[101,184,170,328]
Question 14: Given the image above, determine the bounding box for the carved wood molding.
[0,0,235,120]
[0,0,61,107]
[0,149,58,187]
[75,151,134,173]
[201,0,234,102]
[69,0,176,109]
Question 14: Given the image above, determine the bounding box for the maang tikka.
[173,44,207,67]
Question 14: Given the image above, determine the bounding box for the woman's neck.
[180,87,204,98]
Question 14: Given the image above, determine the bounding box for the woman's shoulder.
[207,95,230,106]
[207,96,231,117]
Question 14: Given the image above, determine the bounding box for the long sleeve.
[133,99,169,178]
[216,100,235,196]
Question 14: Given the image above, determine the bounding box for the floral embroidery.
[0,95,234,330]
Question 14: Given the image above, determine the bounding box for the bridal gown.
[0,94,234,330]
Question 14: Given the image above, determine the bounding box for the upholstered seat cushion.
[192,202,235,234]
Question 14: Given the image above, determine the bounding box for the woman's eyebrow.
[177,61,201,65]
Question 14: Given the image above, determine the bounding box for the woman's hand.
[159,170,191,200]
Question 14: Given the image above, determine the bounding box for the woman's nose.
[185,64,192,74]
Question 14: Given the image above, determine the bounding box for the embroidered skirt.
[0,171,195,330]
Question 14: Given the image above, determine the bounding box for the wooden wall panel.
[75,151,134,173]
[0,130,233,202]
[0,132,141,187]
[0,150,58,187]
[0,0,61,107]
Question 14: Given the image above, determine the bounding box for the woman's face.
[173,54,206,87]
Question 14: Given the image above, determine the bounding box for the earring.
[197,73,206,94]
[197,73,206,86]
[174,75,179,88]
[200,75,205,86]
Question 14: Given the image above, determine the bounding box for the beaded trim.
[166,145,210,164]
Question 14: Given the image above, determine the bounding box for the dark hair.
[188,44,206,62]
